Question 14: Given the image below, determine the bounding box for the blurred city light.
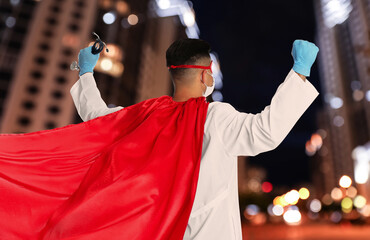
[309,199,322,213]
[359,205,370,217]
[10,0,20,6]
[127,14,139,25]
[352,144,370,184]
[341,197,353,213]
[157,0,171,9]
[245,204,260,216]
[261,181,273,193]
[333,115,344,127]
[329,96,343,109]
[366,90,370,102]
[183,10,195,27]
[101,58,113,71]
[354,195,367,209]
[103,12,116,24]
[298,187,310,200]
[272,205,284,216]
[283,207,302,225]
[5,16,16,28]
[321,0,353,28]
[353,90,364,101]
[351,80,361,91]
[322,193,334,205]
[285,190,300,205]
[339,175,352,188]
[116,1,130,15]
[330,211,342,223]
[212,91,223,102]
[310,133,323,150]
[331,187,343,201]
[346,186,357,198]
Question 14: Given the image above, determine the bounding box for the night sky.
[192,0,323,187]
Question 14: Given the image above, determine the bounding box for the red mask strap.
[168,61,213,73]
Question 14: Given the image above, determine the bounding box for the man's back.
[70,68,319,239]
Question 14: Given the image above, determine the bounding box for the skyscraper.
[313,0,370,196]
[0,0,220,133]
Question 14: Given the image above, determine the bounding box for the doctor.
[70,38,319,240]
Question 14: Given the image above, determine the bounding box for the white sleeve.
[69,72,124,122]
[213,69,320,157]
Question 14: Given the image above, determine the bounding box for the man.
[70,38,319,239]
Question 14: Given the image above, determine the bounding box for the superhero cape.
[0,95,209,240]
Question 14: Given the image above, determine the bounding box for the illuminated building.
[0,0,223,133]
[313,0,370,197]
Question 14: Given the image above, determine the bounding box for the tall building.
[313,0,370,197]
[0,0,98,133]
[0,0,39,125]
[0,0,222,133]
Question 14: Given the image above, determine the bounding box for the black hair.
[166,38,211,79]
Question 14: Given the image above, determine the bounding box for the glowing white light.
[285,190,300,204]
[5,16,16,28]
[103,12,116,24]
[212,91,223,102]
[309,199,322,213]
[366,90,370,102]
[352,146,369,162]
[354,161,369,184]
[127,14,139,25]
[330,97,343,109]
[101,58,113,71]
[339,175,352,188]
[321,0,353,28]
[183,10,195,27]
[157,0,171,9]
[333,115,344,127]
[272,205,284,216]
[283,208,301,225]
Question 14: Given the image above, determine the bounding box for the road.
[242,223,370,240]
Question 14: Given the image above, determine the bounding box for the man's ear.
[200,70,206,83]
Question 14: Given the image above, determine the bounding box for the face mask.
[202,71,215,97]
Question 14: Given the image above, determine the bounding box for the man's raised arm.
[70,72,123,122]
[70,46,123,122]
[212,39,320,157]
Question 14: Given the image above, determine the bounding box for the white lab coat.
[70,69,319,240]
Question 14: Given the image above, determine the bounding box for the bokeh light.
[261,181,273,193]
[103,12,116,24]
[339,175,352,188]
[309,199,322,213]
[331,187,343,201]
[283,207,301,225]
[353,195,367,209]
[298,187,310,200]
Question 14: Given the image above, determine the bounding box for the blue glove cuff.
[79,68,94,76]
[292,63,310,77]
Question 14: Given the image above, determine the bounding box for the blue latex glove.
[78,46,100,76]
[291,39,319,77]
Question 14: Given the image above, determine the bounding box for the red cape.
[0,95,209,240]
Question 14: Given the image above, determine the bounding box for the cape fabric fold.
[0,95,209,240]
